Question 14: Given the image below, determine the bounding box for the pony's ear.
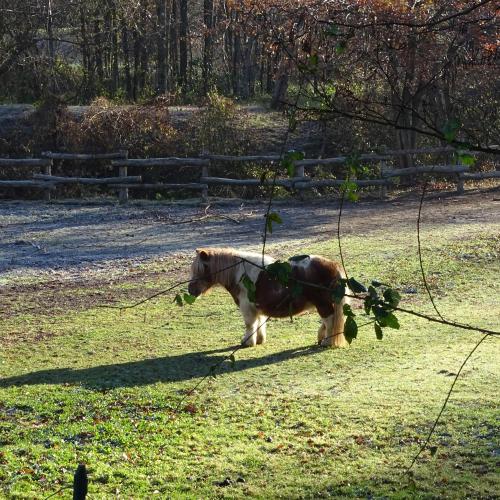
[196,248,210,261]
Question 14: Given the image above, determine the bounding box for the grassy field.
[1,213,499,499]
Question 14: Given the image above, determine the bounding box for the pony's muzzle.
[188,281,201,297]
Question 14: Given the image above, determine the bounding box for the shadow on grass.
[0,345,323,390]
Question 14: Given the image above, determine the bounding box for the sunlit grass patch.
[0,220,499,498]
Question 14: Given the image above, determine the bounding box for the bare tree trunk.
[241,37,255,99]
[178,0,188,90]
[121,22,132,99]
[266,52,273,93]
[271,55,289,109]
[46,0,55,93]
[202,0,214,95]
[80,6,94,98]
[169,0,178,89]
[110,5,119,95]
[94,17,104,89]
[232,30,241,96]
[132,28,140,100]
[156,0,167,94]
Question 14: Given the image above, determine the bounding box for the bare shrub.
[58,97,178,157]
[188,92,252,155]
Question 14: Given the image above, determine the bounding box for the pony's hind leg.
[256,316,267,345]
[242,320,258,347]
[320,314,347,348]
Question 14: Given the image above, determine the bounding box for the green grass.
[1,220,499,498]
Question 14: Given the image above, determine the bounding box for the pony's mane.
[193,247,258,288]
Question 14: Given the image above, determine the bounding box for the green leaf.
[346,153,361,170]
[347,277,367,293]
[371,280,384,288]
[284,150,305,162]
[240,274,256,303]
[429,446,438,457]
[372,305,388,321]
[374,323,383,340]
[383,288,401,308]
[266,212,283,234]
[228,354,236,368]
[282,149,305,176]
[331,282,346,304]
[363,296,372,315]
[282,158,295,177]
[384,312,400,329]
[343,303,355,317]
[368,286,379,299]
[457,152,475,166]
[375,308,399,329]
[342,180,359,202]
[183,293,196,305]
[344,316,358,343]
[335,40,347,54]
[442,119,460,143]
[324,84,336,98]
[173,294,183,307]
[324,24,339,36]
[290,282,303,298]
[266,261,292,286]
[309,53,319,66]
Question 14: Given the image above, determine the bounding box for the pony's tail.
[330,265,352,347]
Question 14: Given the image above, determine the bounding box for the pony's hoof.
[320,338,343,348]
[241,337,257,348]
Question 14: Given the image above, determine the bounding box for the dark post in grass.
[73,464,88,500]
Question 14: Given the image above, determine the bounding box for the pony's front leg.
[256,316,267,345]
[240,303,259,347]
[317,321,326,345]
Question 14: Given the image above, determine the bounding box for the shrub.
[58,97,178,157]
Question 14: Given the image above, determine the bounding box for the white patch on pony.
[235,251,274,285]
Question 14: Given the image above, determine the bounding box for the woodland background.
[0,1,498,197]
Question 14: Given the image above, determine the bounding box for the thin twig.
[406,333,491,472]
[417,180,445,321]
[261,80,305,266]
[337,187,349,280]
[43,485,70,499]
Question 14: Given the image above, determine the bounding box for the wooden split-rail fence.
[0,147,498,203]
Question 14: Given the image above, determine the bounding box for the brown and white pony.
[188,247,351,348]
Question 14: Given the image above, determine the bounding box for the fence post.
[379,161,387,199]
[295,161,305,200]
[200,151,209,202]
[456,173,464,194]
[43,159,53,201]
[455,151,464,194]
[73,464,88,500]
[201,162,209,202]
[118,165,128,204]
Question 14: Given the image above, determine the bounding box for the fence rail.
[41,150,128,160]
[1,147,498,202]
[34,174,142,184]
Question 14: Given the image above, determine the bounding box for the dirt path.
[1,189,498,285]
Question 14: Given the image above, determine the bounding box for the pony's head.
[188,247,239,297]
[188,248,215,297]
